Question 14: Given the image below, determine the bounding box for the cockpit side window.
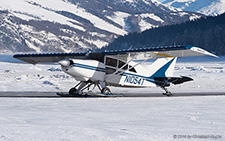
[106,57,117,67]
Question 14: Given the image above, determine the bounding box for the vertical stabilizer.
[165,57,177,77]
[147,57,177,78]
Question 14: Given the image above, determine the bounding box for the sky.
[157,0,165,2]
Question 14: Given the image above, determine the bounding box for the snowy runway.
[0,91,225,98]
[0,96,224,141]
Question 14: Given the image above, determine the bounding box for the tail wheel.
[101,87,111,94]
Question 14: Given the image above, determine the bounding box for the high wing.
[102,45,218,61]
[13,45,218,64]
[13,52,87,64]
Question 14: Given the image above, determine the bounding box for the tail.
[147,57,177,78]
[146,57,193,87]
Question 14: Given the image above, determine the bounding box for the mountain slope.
[0,0,203,53]
[162,0,225,16]
[104,13,225,55]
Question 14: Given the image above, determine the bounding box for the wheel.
[101,87,111,94]
[69,88,79,96]
[69,88,77,94]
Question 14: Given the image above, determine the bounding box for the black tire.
[101,87,111,94]
[69,88,79,96]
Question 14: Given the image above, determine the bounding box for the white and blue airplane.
[13,45,217,96]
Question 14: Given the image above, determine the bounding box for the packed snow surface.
[0,96,224,141]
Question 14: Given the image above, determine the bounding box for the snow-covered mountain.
[162,0,225,16]
[0,0,202,53]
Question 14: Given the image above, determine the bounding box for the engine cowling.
[59,59,105,82]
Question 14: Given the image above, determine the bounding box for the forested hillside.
[103,13,225,55]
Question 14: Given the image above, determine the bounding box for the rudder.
[147,57,177,78]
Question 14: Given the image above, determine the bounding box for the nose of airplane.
[58,60,70,67]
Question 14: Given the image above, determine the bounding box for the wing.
[13,52,87,64]
[13,45,217,64]
[102,45,218,61]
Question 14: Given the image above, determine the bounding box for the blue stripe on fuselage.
[72,63,105,72]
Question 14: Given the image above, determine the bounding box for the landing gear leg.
[68,81,92,96]
[161,87,173,96]
[58,81,96,97]
[68,81,81,95]
[59,80,112,97]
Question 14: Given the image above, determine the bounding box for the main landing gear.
[57,81,111,97]
[161,87,173,96]
[101,87,111,94]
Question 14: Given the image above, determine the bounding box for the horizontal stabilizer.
[154,76,193,87]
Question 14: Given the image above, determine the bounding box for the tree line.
[102,13,225,55]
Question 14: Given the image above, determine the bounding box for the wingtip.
[205,51,219,58]
[189,46,218,58]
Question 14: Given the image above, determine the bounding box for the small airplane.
[13,45,217,97]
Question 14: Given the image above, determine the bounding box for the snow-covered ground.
[0,55,225,141]
[0,96,224,141]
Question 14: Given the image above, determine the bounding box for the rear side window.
[129,67,137,73]
[105,57,137,73]
[118,60,128,70]
[118,60,137,73]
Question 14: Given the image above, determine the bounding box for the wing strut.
[106,53,152,80]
